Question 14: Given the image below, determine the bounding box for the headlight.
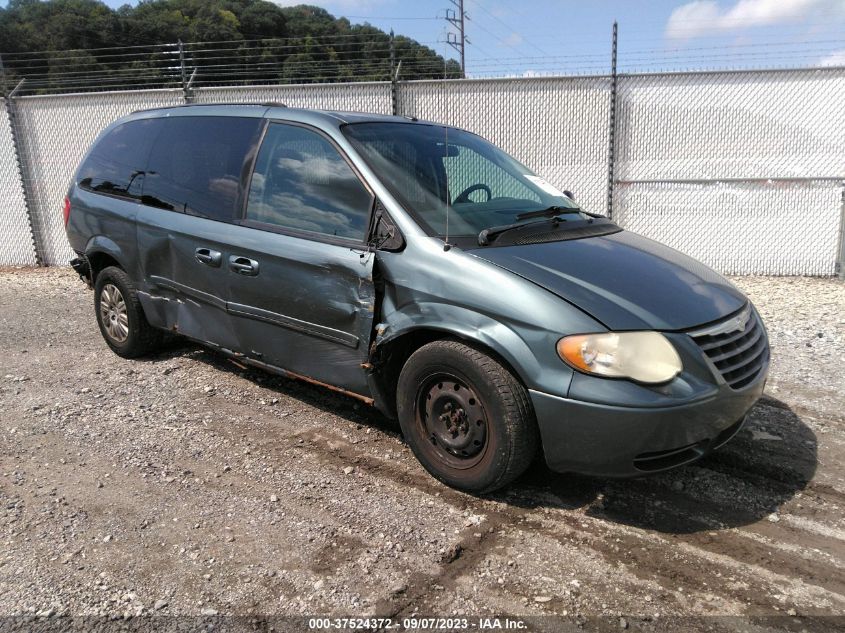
[557,331,682,384]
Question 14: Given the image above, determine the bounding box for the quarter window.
[143,116,263,222]
[77,118,163,199]
[245,124,373,241]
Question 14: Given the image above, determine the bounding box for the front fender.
[372,241,607,400]
[376,298,575,399]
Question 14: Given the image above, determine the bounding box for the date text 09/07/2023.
[307,617,528,630]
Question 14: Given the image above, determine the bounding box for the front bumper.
[530,369,765,477]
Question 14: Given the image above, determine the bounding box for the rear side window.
[245,123,373,241]
[143,116,264,222]
[78,118,163,199]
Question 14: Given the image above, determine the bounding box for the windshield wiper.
[477,207,582,246]
[515,205,581,220]
[478,217,560,246]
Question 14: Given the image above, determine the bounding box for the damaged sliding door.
[135,115,265,349]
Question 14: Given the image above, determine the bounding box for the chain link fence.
[192,81,392,112]
[613,67,845,276]
[0,69,843,274]
[0,98,35,266]
[12,89,185,266]
[397,76,612,217]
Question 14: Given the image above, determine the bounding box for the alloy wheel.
[99,283,129,343]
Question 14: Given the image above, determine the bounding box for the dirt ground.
[0,268,843,632]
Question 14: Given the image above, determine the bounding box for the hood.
[471,230,746,331]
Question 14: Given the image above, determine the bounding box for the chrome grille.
[689,305,768,390]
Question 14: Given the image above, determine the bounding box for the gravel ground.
[0,268,843,631]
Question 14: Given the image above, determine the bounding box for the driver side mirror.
[563,190,575,200]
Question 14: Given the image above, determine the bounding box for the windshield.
[342,122,582,237]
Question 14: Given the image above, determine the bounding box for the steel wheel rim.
[416,373,489,470]
[99,283,129,343]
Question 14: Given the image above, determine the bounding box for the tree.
[0,0,463,94]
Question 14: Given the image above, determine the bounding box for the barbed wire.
[2,35,843,96]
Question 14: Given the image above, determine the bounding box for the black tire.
[396,339,539,494]
[94,266,163,358]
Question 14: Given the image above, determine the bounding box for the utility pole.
[445,0,467,76]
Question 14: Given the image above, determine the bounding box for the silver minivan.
[66,104,769,493]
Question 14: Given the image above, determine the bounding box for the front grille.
[689,305,768,390]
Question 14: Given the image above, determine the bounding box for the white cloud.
[503,32,523,47]
[665,0,844,40]
[819,48,845,66]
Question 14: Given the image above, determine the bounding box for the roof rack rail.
[132,101,287,114]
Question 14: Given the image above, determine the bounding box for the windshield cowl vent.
[512,223,622,246]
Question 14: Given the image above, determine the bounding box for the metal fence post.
[178,40,196,103]
[836,185,845,280]
[605,21,618,220]
[389,31,398,116]
[3,77,44,266]
[393,61,403,116]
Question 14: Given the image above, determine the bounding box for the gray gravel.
[0,267,843,630]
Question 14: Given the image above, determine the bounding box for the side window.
[245,124,374,241]
[143,116,263,222]
[78,118,163,199]
[442,145,540,203]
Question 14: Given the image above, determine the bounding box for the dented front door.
[224,230,376,396]
[225,121,379,397]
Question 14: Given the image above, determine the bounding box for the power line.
[464,16,525,58]
[464,0,549,57]
[464,39,499,62]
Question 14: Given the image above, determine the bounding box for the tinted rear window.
[143,116,264,222]
[78,118,163,199]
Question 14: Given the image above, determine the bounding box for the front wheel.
[396,340,539,494]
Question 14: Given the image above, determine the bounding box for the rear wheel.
[94,266,163,358]
[396,340,538,493]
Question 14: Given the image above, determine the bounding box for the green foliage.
[0,0,462,93]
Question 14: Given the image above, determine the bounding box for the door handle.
[195,247,222,267]
[229,255,259,276]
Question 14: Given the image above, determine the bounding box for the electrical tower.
[444,0,467,75]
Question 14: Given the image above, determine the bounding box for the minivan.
[65,104,769,493]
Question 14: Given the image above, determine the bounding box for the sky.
[17,0,845,75]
